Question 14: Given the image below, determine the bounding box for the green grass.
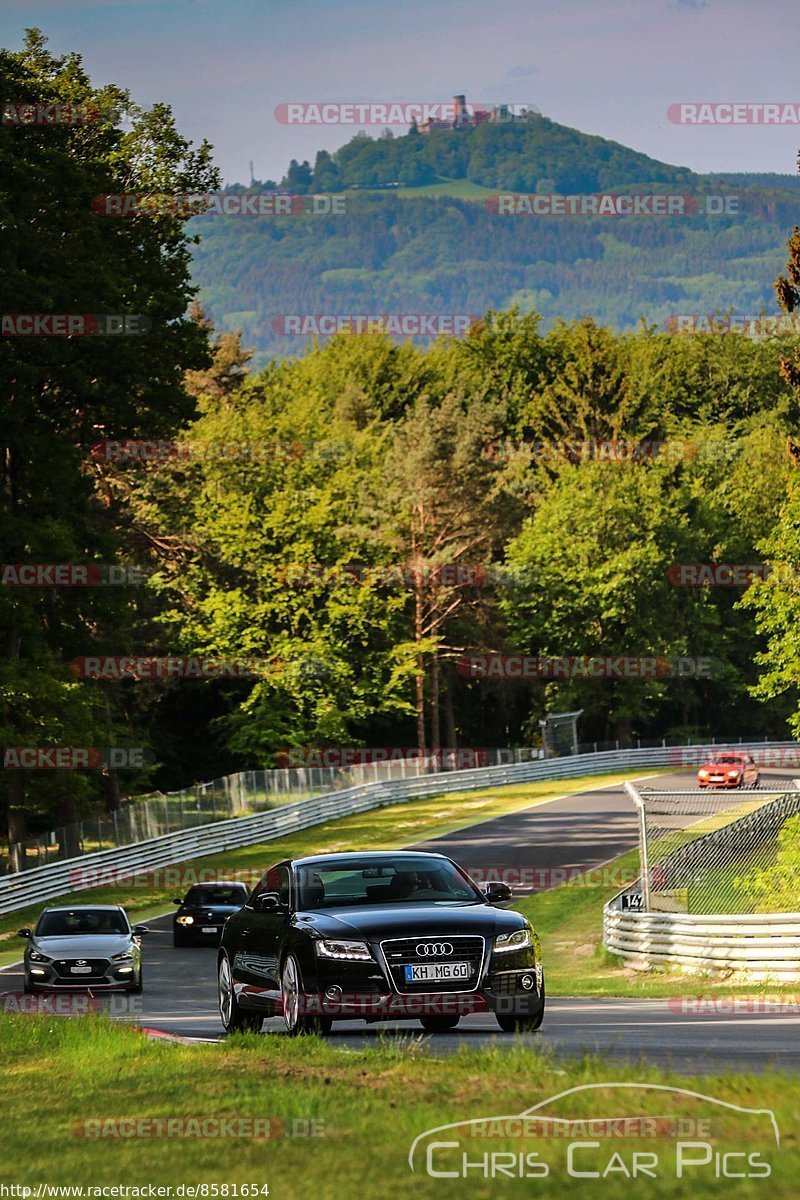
[385,178,497,200]
[0,1016,795,1196]
[0,770,661,964]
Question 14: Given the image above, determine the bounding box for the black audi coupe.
[217,851,544,1036]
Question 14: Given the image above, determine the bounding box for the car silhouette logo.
[416,942,453,956]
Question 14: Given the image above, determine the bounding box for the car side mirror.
[132,924,150,935]
[254,892,285,912]
[172,899,183,905]
[481,882,513,904]
[17,928,31,939]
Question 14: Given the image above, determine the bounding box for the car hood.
[700,763,741,772]
[30,934,133,958]
[296,902,526,940]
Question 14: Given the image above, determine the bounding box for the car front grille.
[53,958,110,981]
[380,935,485,993]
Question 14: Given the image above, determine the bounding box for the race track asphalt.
[3,767,798,1071]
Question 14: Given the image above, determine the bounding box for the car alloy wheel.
[218,953,262,1033]
[280,953,331,1036]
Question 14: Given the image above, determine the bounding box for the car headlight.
[727,771,740,779]
[112,951,135,962]
[177,916,194,925]
[28,949,50,963]
[314,939,372,961]
[493,928,533,953]
[698,769,708,778]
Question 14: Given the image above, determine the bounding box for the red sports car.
[696,752,759,789]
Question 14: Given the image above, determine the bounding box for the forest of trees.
[6,33,800,854]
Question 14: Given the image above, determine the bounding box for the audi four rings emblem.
[416,942,453,956]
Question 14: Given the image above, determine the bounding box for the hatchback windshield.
[295,857,481,908]
[36,909,130,937]
[711,755,744,765]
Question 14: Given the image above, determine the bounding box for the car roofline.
[292,850,453,867]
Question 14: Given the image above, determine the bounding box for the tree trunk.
[414,568,426,758]
[443,662,457,750]
[430,652,441,768]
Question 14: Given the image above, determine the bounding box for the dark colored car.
[217,851,544,1036]
[173,882,250,946]
[697,752,760,789]
[18,905,149,992]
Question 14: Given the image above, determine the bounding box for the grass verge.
[0,1016,794,1197]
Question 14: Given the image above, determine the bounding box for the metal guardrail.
[2,739,798,917]
[604,910,800,979]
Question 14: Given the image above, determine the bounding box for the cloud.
[668,0,710,8]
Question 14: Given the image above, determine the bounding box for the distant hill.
[189,119,800,363]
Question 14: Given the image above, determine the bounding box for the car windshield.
[184,886,246,906]
[295,858,481,909]
[36,909,129,937]
[711,756,744,765]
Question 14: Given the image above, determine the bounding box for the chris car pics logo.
[408,1083,779,1181]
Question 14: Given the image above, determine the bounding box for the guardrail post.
[625,781,651,911]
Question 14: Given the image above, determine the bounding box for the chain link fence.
[4,749,550,874]
[621,778,800,915]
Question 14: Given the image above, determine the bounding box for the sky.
[2,0,800,185]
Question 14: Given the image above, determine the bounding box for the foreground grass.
[0,770,660,963]
[0,1015,795,1197]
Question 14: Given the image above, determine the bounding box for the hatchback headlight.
[112,951,135,962]
[493,928,532,953]
[177,916,194,925]
[727,770,740,779]
[315,939,372,961]
[28,949,50,963]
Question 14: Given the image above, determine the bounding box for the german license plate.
[201,926,219,933]
[404,962,470,983]
[70,966,92,974]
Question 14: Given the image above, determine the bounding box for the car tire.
[419,1015,461,1033]
[496,982,545,1033]
[218,953,263,1034]
[173,929,190,948]
[23,978,35,994]
[280,952,331,1036]
[129,967,143,994]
